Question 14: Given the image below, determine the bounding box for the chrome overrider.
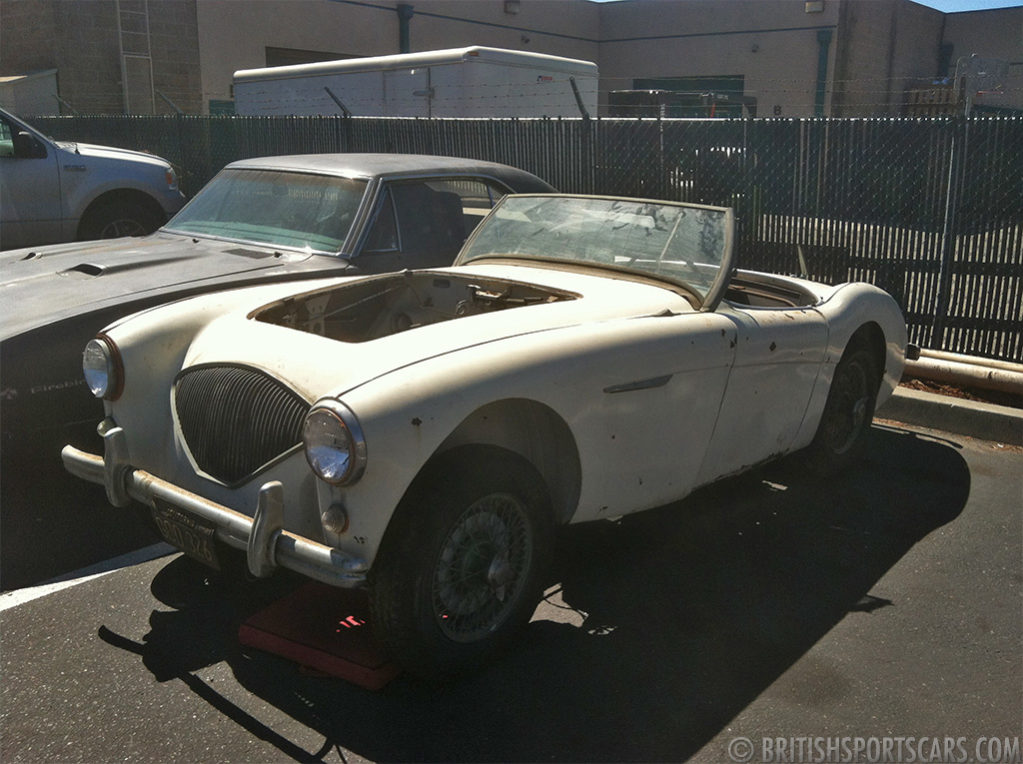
[61,418,369,587]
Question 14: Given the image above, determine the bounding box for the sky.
[911,0,1022,11]
[588,0,1023,9]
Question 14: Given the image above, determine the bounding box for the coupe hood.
[0,233,348,340]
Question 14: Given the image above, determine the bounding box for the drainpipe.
[815,29,833,116]
[397,4,414,54]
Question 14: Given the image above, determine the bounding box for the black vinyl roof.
[227,153,554,190]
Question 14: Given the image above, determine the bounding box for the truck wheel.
[806,345,880,475]
[79,199,162,240]
[369,446,554,680]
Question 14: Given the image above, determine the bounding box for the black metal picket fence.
[32,114,1022,362]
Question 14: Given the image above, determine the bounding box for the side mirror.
[12,131,47,159]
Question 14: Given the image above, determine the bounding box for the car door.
[696,304,828,483]
[572,308,740,522]
[0,113,64,249]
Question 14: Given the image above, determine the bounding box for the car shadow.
[1,446,160,591]
[102,424,970,762]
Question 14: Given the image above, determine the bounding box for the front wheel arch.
[434,398,581,524]
[77,190,166,240]
[847,321,887,382]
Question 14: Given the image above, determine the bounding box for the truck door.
[0,113,63,249]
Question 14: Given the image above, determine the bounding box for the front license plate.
[151,500,220,570]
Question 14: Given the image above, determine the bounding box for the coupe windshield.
[165,169,368,253]
[459,195,733,304]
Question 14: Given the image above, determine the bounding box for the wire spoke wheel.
[821,356,871,455]
[368,446,554,679]
[806,344,880,475]
[432,493,534,642]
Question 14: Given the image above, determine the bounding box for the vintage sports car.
[63,194,909,677]
[1,154,551,587]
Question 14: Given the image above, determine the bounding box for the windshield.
[166,168,368,253]
[458,195,733,305]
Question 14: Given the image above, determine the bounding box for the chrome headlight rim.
[82,334,124,401]
[302,399,367,486]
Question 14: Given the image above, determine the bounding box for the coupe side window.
[363,178,512,259]
[427,178,509,231]
[393,183,466,255]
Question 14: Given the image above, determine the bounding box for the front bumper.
[61,419,368,588]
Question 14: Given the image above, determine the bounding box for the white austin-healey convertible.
[63,194,909,678]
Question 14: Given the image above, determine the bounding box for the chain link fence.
[32,114,1022,363]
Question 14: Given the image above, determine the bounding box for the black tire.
[805,344,880,475]
[79,198,163,240]
[369,446,555,679]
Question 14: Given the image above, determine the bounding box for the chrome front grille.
[174,365,310,485]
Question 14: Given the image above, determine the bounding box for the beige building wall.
[400,0,599,60]
[944,6,1023,113]
[832,0,945,116]
[888,0,946,92]
[0,0,201,115]
[3,0,1018,117]
[192,0,1021,117]
[595,0,841,118]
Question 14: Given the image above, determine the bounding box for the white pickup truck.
[0,107,186,250]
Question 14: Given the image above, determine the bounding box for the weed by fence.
[31,114,1022,363]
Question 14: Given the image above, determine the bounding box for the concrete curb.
[877,387,1023,446]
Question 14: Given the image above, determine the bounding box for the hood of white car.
[179,263,698,402]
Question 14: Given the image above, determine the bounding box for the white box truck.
[233,46,597,118]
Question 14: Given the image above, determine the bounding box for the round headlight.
[302,401,366,485]
[82,336,122,400]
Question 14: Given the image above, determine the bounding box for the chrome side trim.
[603,374,673,394]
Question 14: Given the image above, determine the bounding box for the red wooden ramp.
[238,582,401,690]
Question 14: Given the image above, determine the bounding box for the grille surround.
[174,364,310,486]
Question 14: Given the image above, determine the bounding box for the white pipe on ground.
[920,349,1023,375]
[904,355,1023,396]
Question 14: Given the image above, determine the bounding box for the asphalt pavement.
[1,412,1020,762]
